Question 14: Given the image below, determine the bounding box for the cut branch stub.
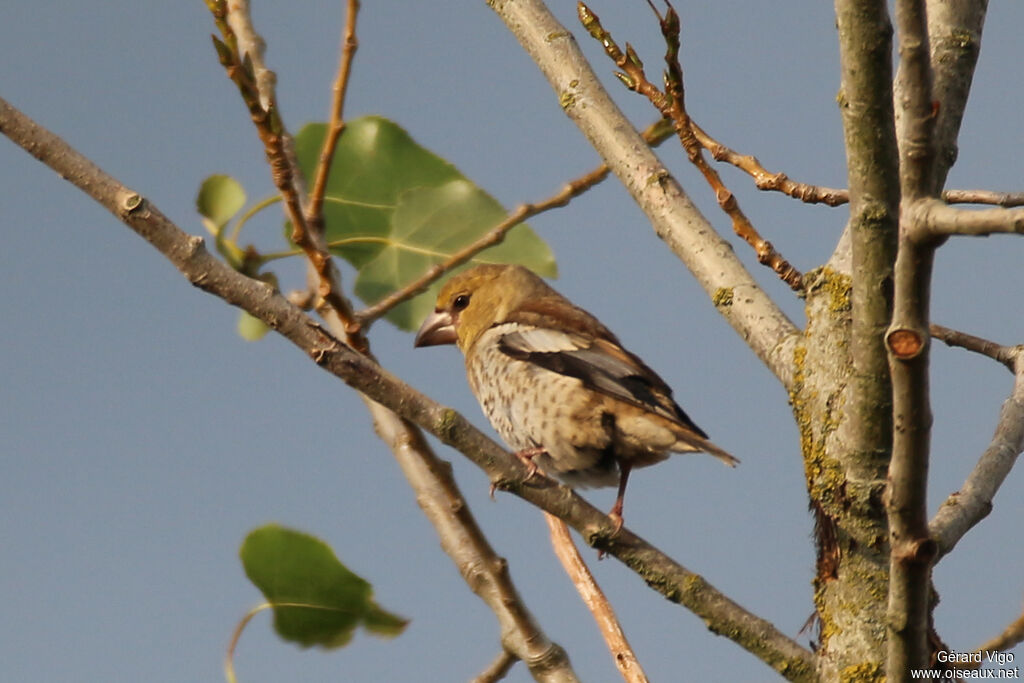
[887,328,926,360]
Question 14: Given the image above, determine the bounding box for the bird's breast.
[465,328,620,486]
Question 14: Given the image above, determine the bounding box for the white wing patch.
[496,325,583,353]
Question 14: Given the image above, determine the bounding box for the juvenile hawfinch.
[415,264,737,529]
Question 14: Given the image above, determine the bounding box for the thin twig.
[471,650,517,683]
[354,119,673,327]
[577,2,803,291]
[690,121,848,207]
[930,324,1016,371]
[206,0,363,347]
[544,513,648,683]
[307,0,360,232]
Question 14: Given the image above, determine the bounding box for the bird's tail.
[701,438,740,467]
[674,431,740,467]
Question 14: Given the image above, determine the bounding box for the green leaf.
[236,311,271,341]
[196,174,246,232]
[240,524,407,649]
[294,117,464,267]
[293,115,557,330]
[354,180,557,330]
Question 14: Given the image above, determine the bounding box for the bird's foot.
[512,446,546,481]
[488,447,545,498]
[607,501,624,536]
[595,506,625,561]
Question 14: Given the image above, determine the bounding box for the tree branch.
[943,189,1024,207]
[924,0,989,190]
[908,198,1024,238]
[472,650,517,683]
[833,0,900,481]
[366,401,579,682]
[946,601,1024,672]
[894,0,937,201]
[830,2,904,676]
[544,514,647,683]
[929,327,1024,559]
[690,121,849,207]
[0,95,816,683]
[884,0,942,676]
[486,0,801,390]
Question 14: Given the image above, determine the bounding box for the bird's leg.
[489,446,547,498]
[608,461,633,535]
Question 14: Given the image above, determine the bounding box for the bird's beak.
[414,310,457,347]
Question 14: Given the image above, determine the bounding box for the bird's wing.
[495,324,709,439]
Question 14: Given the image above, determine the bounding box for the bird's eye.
[452,294,471,311]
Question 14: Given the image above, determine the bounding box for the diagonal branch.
[486,0,801,390]
[544,514,647,683]
[929,326,1024,559]
[472,650,517,683]
[930,324,1016,370]
[366,401,578,682]
[0,95,816,683]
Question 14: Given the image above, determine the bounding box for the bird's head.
[414,264,551,352]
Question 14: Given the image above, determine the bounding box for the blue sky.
[2,1,1022,681]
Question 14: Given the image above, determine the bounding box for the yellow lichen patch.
[821,267,852,313]
[712,287,734,308]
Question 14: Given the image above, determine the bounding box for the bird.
[414,264,737,531]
